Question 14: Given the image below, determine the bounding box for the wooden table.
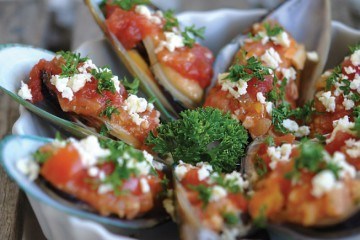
[0,0,359,239]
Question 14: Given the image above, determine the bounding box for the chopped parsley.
[226,56,273,82]
[122,77,139,95]
[190,184,212,207]
[112,0,150,11]
[33,150,52,164]
[222,212,239,226]
[99,124,110,136]
[182,25,206,48]
[56,51,88,78]
[254,156,268,177]
[264,136,275,146]
[92,68,117,94]
[163,10,179,31]
[325,65,341,91]
[352,112,360,137]
[264,22,284,37]
[253,205,267,228]
[146,107,248,173]
[285,139,341,180]
[211,174,242,194]
[99,100,119,119]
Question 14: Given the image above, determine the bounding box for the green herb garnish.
[325,65,341,91]
[222,212,239,226]
[146,107,248,173]
[264,22,284,37]
[92,68,117,94]
[99,124,110,136]
[253,205,267,228]
[163,9,179,31]
[122,77,140,95]
[56,51,88,78]
[33,150,52,164]
[182,25,206,48]
[112,0,150,11]
[100,100,119,119]
[190,184,212,207]
[254,156,268,177]
[226,56,273,82]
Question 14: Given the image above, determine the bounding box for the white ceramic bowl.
[3,8,360,240]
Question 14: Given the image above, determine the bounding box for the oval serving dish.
[2,9,360,240]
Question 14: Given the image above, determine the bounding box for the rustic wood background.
[0,0,359,239]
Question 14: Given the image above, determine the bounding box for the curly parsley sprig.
[146,107,249,173]
[56,51,88,78]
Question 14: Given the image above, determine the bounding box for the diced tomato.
[157,44,214,88]
[325,131,354,154]
[274,134,295,145]
[122,178,142,195]
[246,75,273,100]
[105,7,161,50]
[182,169,205,186]
[228,193,248,211]
[41,145,83,186]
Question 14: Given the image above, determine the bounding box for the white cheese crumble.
[317,91,336,112]
[343,97,355,110]
[196,162,213,181]
[123,94,153,126]
[331,151,356,178]
[218,73,248,99]
[174,161,190,180]
[326,116,355,144]
[135,5,162,25]
[210,185,227,202]
[267,144,293,169]
[18,81,33,101]
[98,183,113,194]
[224,171,249,190]
[311,170,340,198]
[345,139,360,158]
[344,66,356,74]
[271,31,290,47]
[282,119,310,137]
[265,102,273,115]
[306,51,319,62]
[350,49,360,66]
[71,136,111,169]
[256,92,266,104]
[16,157,39,181]
[281,67,297,81]
[88,166,100,177]
[140,178,150,193]
[261,47,282,69]
[155,31,184,53]
[350,74,360,94]
[118,152,152,176]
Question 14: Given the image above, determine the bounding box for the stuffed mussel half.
[15,135,169,224]
[85,0,215,117]
[17,51,160,149]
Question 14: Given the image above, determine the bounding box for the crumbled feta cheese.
[196,162,213,181]
[18,81,33,101]
[350,74,360,94]
[50,75,68,92]
[333,81,345,97]
[68,74,90,92]
[281,67,297,81]
[267,144,293,169]
[218,73,248,99]
[282,119,299,132]
[123,95,151,126]
[210,185,227,202]
[98,183,113,194]
[331,151,356,178]
[120,155,152,175]
[155,32,184,53]
[174,162,189,180]
[271,31,290,47]
[52,139,67,148]
[224,171,249,190]
[317,91,336,112]
[343,98,355,110]
[327,116,356,144]
[261,47,282,69]
[344,66,356,74]
[135,5,162,25]
[345,139,360,158]
[256,92,266,104]
[350,49,360,66]
[88,166,99,177]
[265,102,273,115]
[295,126,310,137]
[71,136,111,168]
[306,51,319,62]
[258,31,269,45]
[78,59,98,74]
[311,170,340,198]
[140,178,150,193]
[16,157,39,181]
[61,87,74,101]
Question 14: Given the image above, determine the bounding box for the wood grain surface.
[0,0,358,239]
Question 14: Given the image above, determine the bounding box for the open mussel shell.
[212,0,331,105]
[0,44,106,140]
[242,137,360,238]
[0,135,169,229]
[84,0,179,120]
